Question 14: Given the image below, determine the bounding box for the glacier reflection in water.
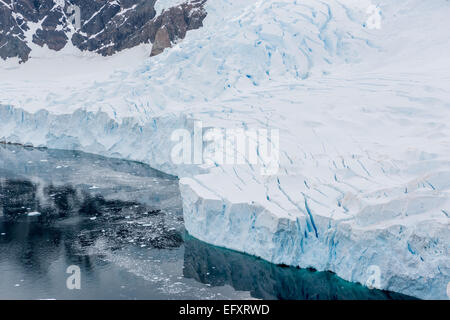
[0,145,415,299]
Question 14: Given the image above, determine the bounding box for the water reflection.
[183,237,416,300]
[0,144,182,217]
[0,145,249,299]
[0,145,416,300]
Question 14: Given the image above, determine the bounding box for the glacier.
[1,0,450,299]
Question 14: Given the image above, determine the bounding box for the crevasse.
[1,0,449,299]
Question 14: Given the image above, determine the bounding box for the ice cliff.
[0,0,449,299]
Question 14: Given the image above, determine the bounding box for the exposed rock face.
[151,26,171,56]
[0,0,207,63]
[0,1,31,61]
[150,1,206,56]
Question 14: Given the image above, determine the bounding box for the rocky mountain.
[0,0,206,62]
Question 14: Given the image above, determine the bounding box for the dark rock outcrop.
[151,26,171,56]
[0,0,207,63]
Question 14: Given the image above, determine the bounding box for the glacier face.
[1,0,450,299]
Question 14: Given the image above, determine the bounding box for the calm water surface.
[0,145,415,300]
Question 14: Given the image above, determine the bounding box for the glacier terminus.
[0,0,449,300]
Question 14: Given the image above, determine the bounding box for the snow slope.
[1,0,449,299]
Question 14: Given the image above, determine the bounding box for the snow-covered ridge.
[155,0,191,16]
[1,0,449,299]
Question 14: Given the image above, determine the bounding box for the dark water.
[0,145,415,300]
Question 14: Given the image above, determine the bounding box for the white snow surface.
[0,0,449,299]
[155,0,190,16]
